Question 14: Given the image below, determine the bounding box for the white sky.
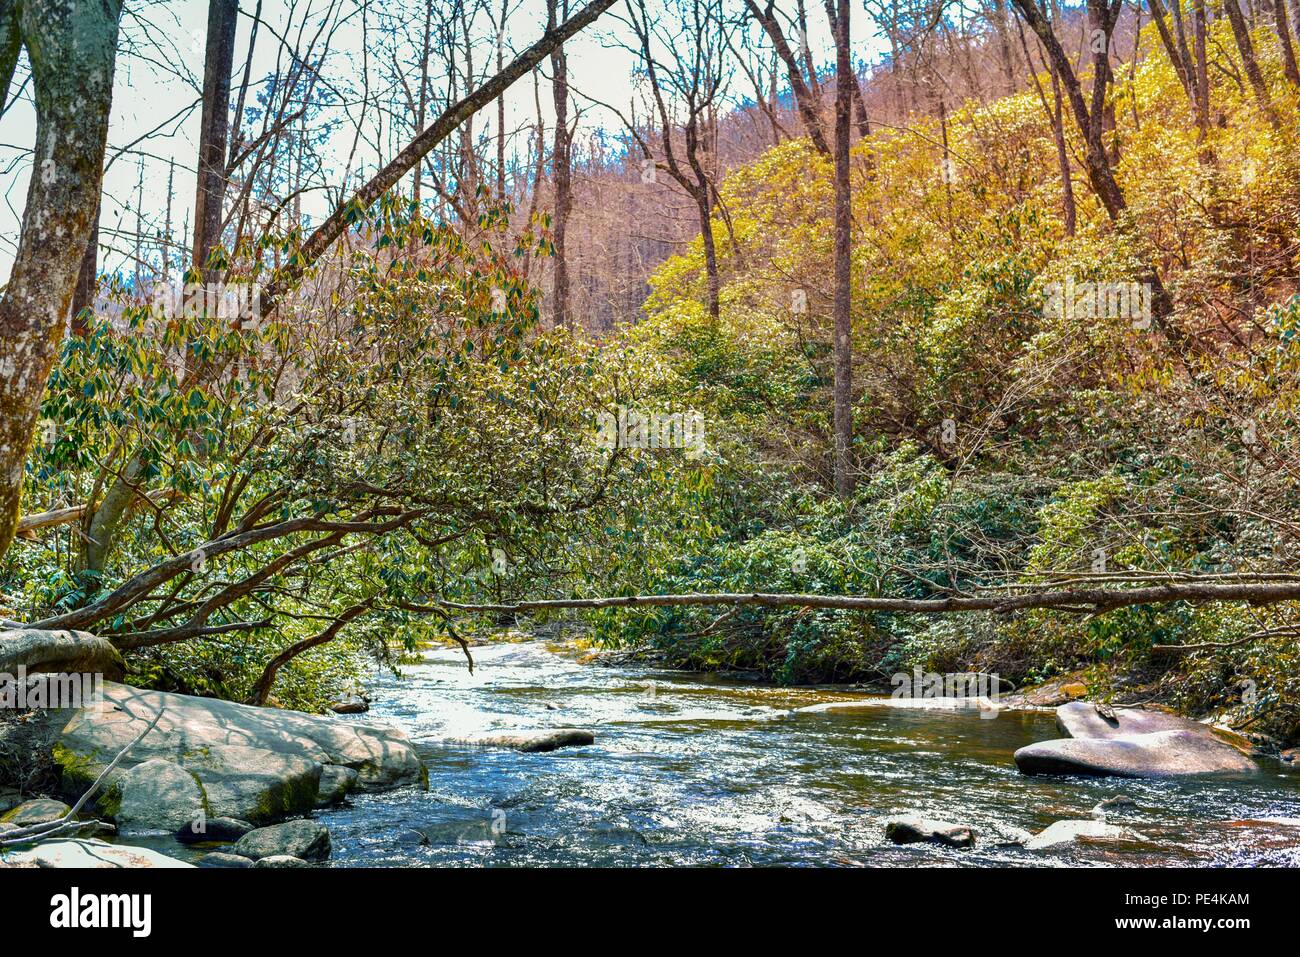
[0,0,861,280]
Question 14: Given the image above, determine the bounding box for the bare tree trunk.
[1050,58,1076,236]
[1149,0,1196,106]
[192,0,239,271]
[0,0,122,564]
[1274,0,1300,87]
[548,0,572,328]
[414,0,432,208]
[829,0,853,497]
[1222,0,1279,125]
[743,0,830,153]
[1193,0,1210,138]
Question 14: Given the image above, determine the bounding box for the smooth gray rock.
[2,838,192,868]
[176,816,254,844]
[196,851,253,868]
[884,816,976,848]
[328,697,369,715]
[233,819,331,861]
[114,759,208,833]
[252,854,312,868]
[54,681,424,824]
[1024,819,1146,850]
[315,765,358,807]
[0,798,70,827]
[1055,701,1211,739]
[0,787,22,813]
[445,727,595,753]
[1015,729,1258,778]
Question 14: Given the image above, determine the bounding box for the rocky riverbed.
[5,638,1300,867]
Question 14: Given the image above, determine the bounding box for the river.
[307,639,1300,867]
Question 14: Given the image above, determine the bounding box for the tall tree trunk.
[1222,0,1280,125]
[548,0,572,328]
[0,0,123,564]
[744,0,830,153]
[829,0,853,497]
[84,0,238,580]
[1274,0,1300,87]
[1050,56,1076,236]
[192,0,239,271]
[414,0,432,208]
[1193,0,1211,138]
[1149,0,1196,106]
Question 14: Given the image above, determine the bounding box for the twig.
[0,708,165,847]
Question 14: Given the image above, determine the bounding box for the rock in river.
[0,797,70,827]
[197,851,254,868]
[1,838,191,868]
[315,764,359,807]
[884,816,976,848]
[1024,819,1146,850]
[175,816,254,844]
[253,854,312,868]
[115,759,209,833]
[1014,702,1257,778]
[445,727,595,753]
[53,681,424,824]
[1016,729,1257,778]
[232,819,331,862]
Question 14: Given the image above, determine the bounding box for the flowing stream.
[306,639,1300,867]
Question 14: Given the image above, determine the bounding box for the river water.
[312,640,1300,867]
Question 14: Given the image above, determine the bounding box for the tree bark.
[1274,0,1300,87]
[743,0,830,154]
[548,0,572,328]
[829,0,853,497]
[69,205,101,335]
[192,0,240,271]
[1222,0,1279,125]
[0,0,123,564]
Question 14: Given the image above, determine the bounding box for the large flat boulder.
[54,682,424,824]
[1,838,192,868]
[0,798,70,827]
[1055,701,1213,739]
[1015,729,1258,778]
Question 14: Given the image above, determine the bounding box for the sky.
[0,0,858,281]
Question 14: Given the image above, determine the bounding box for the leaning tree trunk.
[0,0,123,564]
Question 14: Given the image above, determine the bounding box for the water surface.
[314,640,1300,867]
